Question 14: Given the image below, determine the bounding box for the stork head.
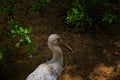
[48,34,74,52]
[48,34,60,47]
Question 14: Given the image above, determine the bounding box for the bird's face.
[48,34,74,52]
[48,34,60,47]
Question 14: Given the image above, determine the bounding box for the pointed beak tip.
[71,50,74,53]
[58,38,74,53]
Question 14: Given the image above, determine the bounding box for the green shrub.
[65,0,116,32]
[102,10,116,24]
[65,4,92,32]
[8,19,37,55]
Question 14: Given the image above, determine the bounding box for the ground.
[0,0,120,80]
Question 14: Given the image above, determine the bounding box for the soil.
[0,0,120,80]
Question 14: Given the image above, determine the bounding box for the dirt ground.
[0,0,120,80]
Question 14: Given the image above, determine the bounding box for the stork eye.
[57,38,60,43]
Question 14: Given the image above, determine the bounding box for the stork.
[26,34,73,80]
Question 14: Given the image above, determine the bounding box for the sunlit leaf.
[25,35,31,43]
[20,38,24,42]
[19,27,24,33]
[11,30,16,34]
[15,43,20,48]
[24,28,28,34]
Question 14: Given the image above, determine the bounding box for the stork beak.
[58,38,74,53]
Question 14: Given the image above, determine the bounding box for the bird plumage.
[26,34,64,80]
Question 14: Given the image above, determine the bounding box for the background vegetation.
[65,0,116,32]
[0,0,119,80]
[0,0,117,63]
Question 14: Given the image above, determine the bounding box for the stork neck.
[51,46,63,62]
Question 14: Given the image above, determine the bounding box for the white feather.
[26,34,63,80]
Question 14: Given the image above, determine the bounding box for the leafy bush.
[102,10,116,24]
[8,19,37,55]
[32,0,50,15]
[65,0,116,32]
[65,4,92,32]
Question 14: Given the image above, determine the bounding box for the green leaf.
[79,12,84,18]
[10,30,16,34]
[28,27,32,33]
[25,35,31,43]
[13,34,16,38]
[109,19,113,24]
[15,25,18,30]
[8,19,18,27]
[20,38,24,42]
[24,28,28,34]
[19,27,25,33]
[8,19,13,24]
[15,43,20,48]
[72,8,78,14]
[17,30,20,34]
